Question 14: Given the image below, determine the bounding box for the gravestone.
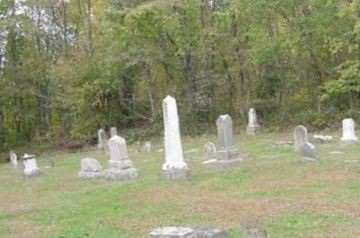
[299,142,318,161]
[313,134,333,143]
[340,118,358,143]
[110,127,118,137]
[104,134,138,181]
[9,151,18,169]
[143,141,152,152]
[203,114,243,170]
[97,129,108,151]
[204,142,216,160]
[294,125,308,151]
[161,96,191,180]
[22,154,40,177]
[246,108,260,135]
[78,157,104,179]
[149,227,195,238]
[149,226,228,238]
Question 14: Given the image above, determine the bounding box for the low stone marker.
[340,118,358,143]
[149,226,228,238]
[203,114,243,170]
[312,134,333,143]
[143,140,152,152]
[161,96,191,180]
[22,154,40,177]
[246,108,260,135]
[78,157,104,179]
[293,125,308,151]
[104,131,138,181]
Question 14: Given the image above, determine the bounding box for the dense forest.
[0,0,360,150]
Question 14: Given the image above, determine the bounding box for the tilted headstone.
[22,154,40,177]
[204,142,216,160]
[104,134,138,181]
[246,108,260,135]
[78,157,104,179]
[203,114,243,170]
[9,150,18,169]
[340,118,358,143]
[294,125,308,151]
[161,95,191,180]
[143,140,152,152]
[312,134,333,143]
[97,129,108,151]
[299,142,318,161]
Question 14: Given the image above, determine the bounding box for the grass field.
[0,132,360,238]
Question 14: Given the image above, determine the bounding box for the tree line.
[0,0,359,151]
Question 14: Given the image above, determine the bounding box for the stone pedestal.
[161,168,191,181]
[104,167,138,181]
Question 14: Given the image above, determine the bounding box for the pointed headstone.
[294,125,308,151]
[104,134,138,181]
[340,118,358,143]
[203,114,243,170]
[246,108,260,135]
[161,95,191,180]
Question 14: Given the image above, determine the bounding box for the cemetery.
[1,0,360,237]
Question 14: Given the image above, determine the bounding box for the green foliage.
[1,0,360,149]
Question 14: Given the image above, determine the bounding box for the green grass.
[1,132,360,237]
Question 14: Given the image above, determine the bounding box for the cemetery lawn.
[1,133,360,238]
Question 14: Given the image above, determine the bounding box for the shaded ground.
[0,132,359,237]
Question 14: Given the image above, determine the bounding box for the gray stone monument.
[203,114,243,170]
[22,154,40,177]
[104,134,138,181]
[149,227,195,238]
[9,150,18,169]
[97,128,108,151]
[294,125,308,151]
[78,157,104,179]
[299,142,318,161]
[246,108,260,135]
[161,96,191,180]
[204,142,216,160]
[340,118,358,143]
[143,140,152,152]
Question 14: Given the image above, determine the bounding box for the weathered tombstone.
[246,108,260,135]
[149,227,195,238]
[340,118,358,143]
[299,142,318,161]
[97,129,108,151]
[9,151,18,169]
[293,125,308,151]
[312,134,333,143]
[143,140,152,152]
[78,157,104,179]
[204,142,216,160]
[203,114,243,170]
[190,226,228,238]
[161,96,191,180]
[110,127,118,137]
[22,154,40,177]
[104,134,138,181]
